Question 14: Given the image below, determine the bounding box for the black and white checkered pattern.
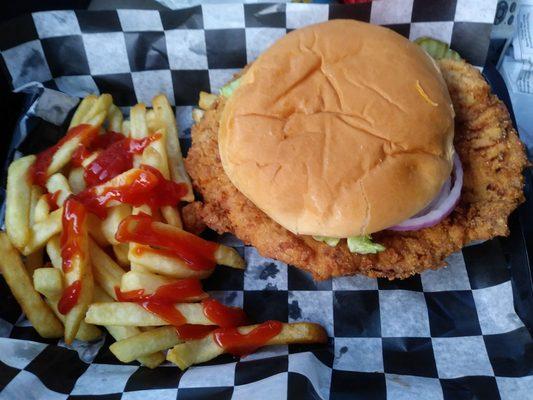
[1,3,532,399]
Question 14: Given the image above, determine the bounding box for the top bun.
[218,20,455,237]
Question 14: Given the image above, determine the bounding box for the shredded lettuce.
[312,236,341,247]
[220,78,242,98]
[347,235,385,254]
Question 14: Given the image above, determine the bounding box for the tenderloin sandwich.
[184,20,527,280]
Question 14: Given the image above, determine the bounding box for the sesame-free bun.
[218,20,455,237]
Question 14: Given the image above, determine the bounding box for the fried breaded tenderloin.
[184,58,527,280]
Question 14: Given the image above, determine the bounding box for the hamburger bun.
[218,20,455,238]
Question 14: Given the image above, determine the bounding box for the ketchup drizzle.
[114,279,205,303]
[175,325,216,340]
[84,135,159,187]
[115,282,248,339]
[76,165,187,218]
[202,298,248,328]
[46,191,61,211]
[31,124,98,187]
[115,213,218,271]
[60,197,87,273]
[115,279,207,330]
[213,320,283,356]
[58,280,82,315]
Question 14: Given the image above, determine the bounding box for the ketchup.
[58,280,82,315]
[115,279,206,327]
[115,282,247,335]
[84,135,159,187]
[202,298,248,328]
[133,246,217,271]
[176,324,216,340]
[76,165,187,218]
[90,131,124,149]
[213,320,283,356]
[71,146,92,167]
[71,131,124,167]
[145,301,187,326]
[114,279,205,303]
[60,197,87,273]
[115,213,218,271]
[31,124,99,187]
[46,191,61,211]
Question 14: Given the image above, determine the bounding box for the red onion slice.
[388,153,463,231]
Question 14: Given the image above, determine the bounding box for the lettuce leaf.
[312,236,341,247]
[220,78,242,98]
[347,235,385,254]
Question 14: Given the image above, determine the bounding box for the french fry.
[46,235,62,269]
[106,325,166,368]
[130,103,149,140]
[47,132,95,178]
[46,299,102,342]
[152,94,193,201]
[120,271,208,302]
[69,95,97,129]
[62,200,94,345]
[214,246,246,269]
[192,108,204,123]
[47,235,111,282]
[87,214,109,247]
[142,130,170,177]
[130,103,148,168]
[101,205,132,245]
[68,167,86,194]
[161,207,182,228]
[77,93,112,127]
[31,268,102,341]
[86,168,142,209]
[121,270,173,293]
[167,322,327,370]
[46,173,71,206]
[33,267,63,300]
[92,287,165,368]
[26,185,44,275]
[23,208,62,256]
[24,250,44,274]
[130,262,150,273]
[129,244,213,279]
[122,218,244,270]
[107,104,123,133]
[110,326,181,363]
[6,155,36,249]
[198,92,217,110]
[146,109,157,132]
[0,233,63,338]
[132,204,153,216]
[48,95,110,177]
[122,120,131,137]
[113,243,130,267]
[34,194,51,223]
[88,238,124,299]
[141,135,183,227]
[29,185,44,224]
[85,302,212,326]
[81,151,100,168]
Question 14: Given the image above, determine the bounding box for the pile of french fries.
[0,93,326,370]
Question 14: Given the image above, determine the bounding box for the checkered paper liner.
[0,2,532,399]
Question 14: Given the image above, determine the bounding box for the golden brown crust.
[184,59,527,280]
[181,202,207,236]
